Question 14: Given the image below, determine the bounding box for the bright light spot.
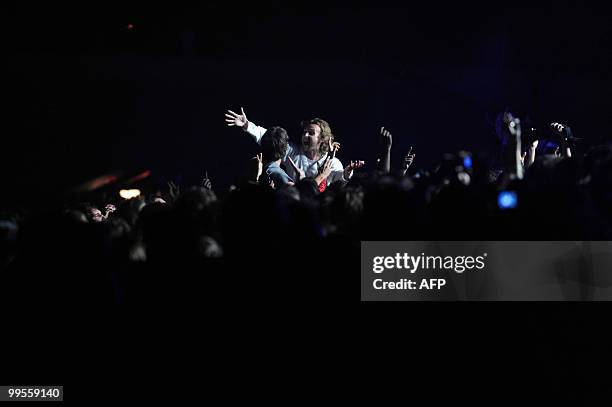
[498,191,517,209]
[463,156,472,169]
[119,189,141,199]
[457,172,471,186]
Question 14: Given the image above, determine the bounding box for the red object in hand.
[319,178,327,193]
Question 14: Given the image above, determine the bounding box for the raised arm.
[325,157,364,185]
[225,107,267,144]
[379,126,392,173]
[524,140,538,168]
[551,122,572,158]
[502,112,524,180]
[401,147,416,176]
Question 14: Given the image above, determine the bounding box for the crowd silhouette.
[1,108,611,306]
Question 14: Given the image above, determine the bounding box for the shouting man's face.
[302,124,321,153]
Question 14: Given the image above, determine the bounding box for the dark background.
[1,3,611,400]
[2,2,610,208]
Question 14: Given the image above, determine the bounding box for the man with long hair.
[225,107,364,188]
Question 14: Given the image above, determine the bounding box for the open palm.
[225,107,248,128]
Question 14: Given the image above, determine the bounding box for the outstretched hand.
[202,171,212,190]
[380,126,392,150]
[288,156,306,181]
[327,138,341,156]
[103,204,116,219]
[403,146,415,174]
[322,139,339,166]
[225,107,248,129]
[550,122,573,158]
[344,160,365,179]
[550,122,567,136]
[317,158,334,183]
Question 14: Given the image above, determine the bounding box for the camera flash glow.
[463,156,473,169]
[498,191,518,209]
[119,189,141,199]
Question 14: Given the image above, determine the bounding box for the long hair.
[300,118,334,155]
[261,126,289,162]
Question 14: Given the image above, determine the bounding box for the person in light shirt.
[225,107,364,190]
[258,126,295,188]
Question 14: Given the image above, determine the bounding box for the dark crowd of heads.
[2,117,612,308]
